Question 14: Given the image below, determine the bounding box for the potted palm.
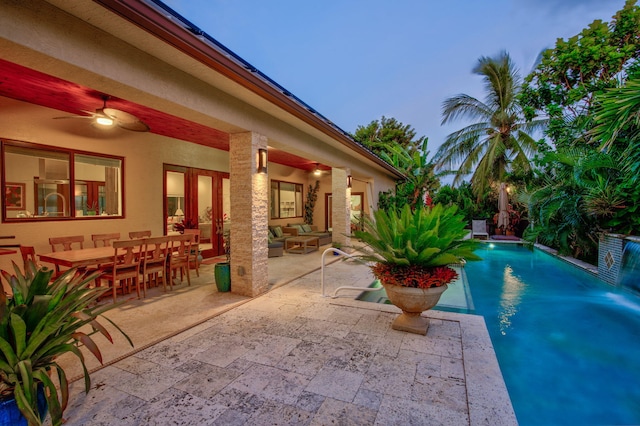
[353,204,481,335]
[0,262,132,426]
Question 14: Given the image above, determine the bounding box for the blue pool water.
[465,244,640,425]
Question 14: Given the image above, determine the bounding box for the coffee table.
[285,236,319,254]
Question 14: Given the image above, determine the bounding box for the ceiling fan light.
[95,116,115,126]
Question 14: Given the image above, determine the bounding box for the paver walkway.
[61,258,517,425]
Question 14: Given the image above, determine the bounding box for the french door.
[164,164,229,257]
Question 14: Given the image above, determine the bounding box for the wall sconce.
[257,148,268,174]
[347,175,353,188]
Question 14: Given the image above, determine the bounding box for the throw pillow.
[273,226,284,238]
[302,224,313,233]
[294,224,304,233]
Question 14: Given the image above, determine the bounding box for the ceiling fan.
[54,95,149,132]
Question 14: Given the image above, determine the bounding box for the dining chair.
[129,230,152,239]
[49,235,84,252]
[168,234,193,287]
[102,239,145,303]
[48,235,85,276]
[19,245,39,271]
[141,236,171,293]
[92,232,121,248]
[183,229,201,277]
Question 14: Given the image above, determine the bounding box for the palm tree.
[524,148,622,261]
[434,51,545,198]
[592,75,640,152]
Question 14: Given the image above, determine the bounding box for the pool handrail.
[321,247,383,298]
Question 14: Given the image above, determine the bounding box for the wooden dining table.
[39,247,118,269]
[0,248,17,256]
[39,235,185,271]
[0,235,17,256]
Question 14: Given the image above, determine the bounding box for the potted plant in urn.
[353,204,481,335]
[0,263,132,426]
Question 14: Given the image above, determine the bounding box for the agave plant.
[0,262,132,426]
[353,204,481,288]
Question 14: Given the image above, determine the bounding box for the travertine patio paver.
[60,259,517,425]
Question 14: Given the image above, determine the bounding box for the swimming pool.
[465,244,640,425]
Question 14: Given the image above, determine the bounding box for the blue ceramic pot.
[0,386,48,426]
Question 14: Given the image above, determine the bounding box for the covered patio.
[0,0,402,298]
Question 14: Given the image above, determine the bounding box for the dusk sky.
[165,0,627,159]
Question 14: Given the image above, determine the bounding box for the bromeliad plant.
[353,203,481,288]
[0,262,132,426]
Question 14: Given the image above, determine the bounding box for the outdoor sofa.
[284,223,332,246]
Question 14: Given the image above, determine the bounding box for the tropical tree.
[518,1,640,260]
[523,148,624,262]
[432,182,496,224]
[376,137,440,211]
[592,74,640,152]
[434,51,545,199]
[520,0,640,148]
[591,74,640,233]
[353,116,439,212]
[353,116,423,159]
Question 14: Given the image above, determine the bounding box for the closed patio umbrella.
[497,183,509,230]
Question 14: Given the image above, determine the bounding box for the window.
[2,140,123,221]
[270,180,303,219]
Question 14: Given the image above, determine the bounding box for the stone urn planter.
[352,204,481,336]
[382,282,448,335]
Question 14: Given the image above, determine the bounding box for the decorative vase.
[214,262,231,292]
[0,386,47,426]
[381,283,448,335]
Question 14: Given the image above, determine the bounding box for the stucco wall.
[0,0,400,281]
[0,98,228,272]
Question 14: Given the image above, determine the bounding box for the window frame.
[270,179,303,219]
[1,139,125,222]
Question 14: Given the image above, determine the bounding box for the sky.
[164,0,627,160]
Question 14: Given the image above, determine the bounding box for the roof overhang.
[87,0,404,178]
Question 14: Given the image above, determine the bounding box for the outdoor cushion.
[273,226,284,238]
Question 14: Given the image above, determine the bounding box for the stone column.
[229,132,269,297]
[331,168,351,248]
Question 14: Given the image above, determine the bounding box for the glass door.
[165,169,186,233]
[164,165,229,258]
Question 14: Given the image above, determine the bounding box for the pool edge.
[328,298,518,425]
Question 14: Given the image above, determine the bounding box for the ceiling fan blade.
[103,107,149,132]
[118,120,150,132]
[53,115,94,120]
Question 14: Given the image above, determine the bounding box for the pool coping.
[329,297,518,425]
[480,239,599,276]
